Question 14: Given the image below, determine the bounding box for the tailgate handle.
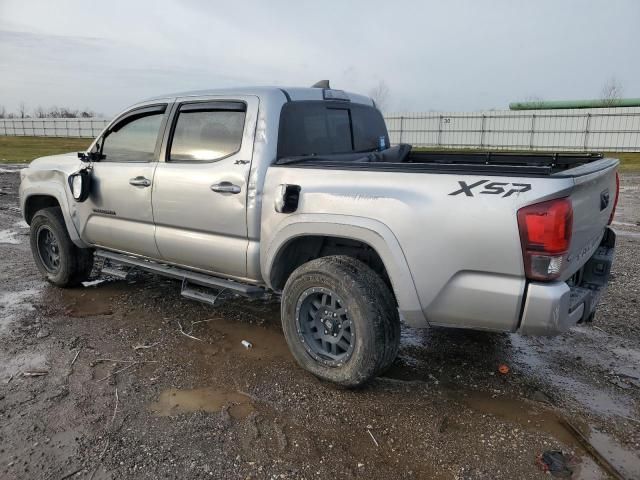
[600,190,610,211]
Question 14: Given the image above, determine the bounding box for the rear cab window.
[277,101,389,159]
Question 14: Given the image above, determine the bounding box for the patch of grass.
[1,136,638,171]
[0,136,91,163]
[412,147,640,172]
[612,152,640,172]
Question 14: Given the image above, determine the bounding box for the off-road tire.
[30,207,94,287]
[281,255,400,387]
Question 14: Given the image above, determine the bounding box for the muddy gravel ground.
[0,166,639,480]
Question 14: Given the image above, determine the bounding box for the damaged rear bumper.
[518,228,616,336]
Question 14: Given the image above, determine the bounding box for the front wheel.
[281,255,400,387]
[29,207,94,287]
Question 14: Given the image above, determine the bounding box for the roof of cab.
[143,86,374,107]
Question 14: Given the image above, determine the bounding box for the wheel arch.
[21,184,88,248]
[262,215,427,327]
[24,194,61,224]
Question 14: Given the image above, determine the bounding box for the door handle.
[211,182,241,194]
[129,176,152,187]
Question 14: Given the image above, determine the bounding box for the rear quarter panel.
[261,166,576,331]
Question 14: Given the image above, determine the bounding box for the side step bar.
[100,266,130,280]
[95,249,265,298]
[180,279,229,306]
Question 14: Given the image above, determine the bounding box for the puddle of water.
[587,429,640,479]
[614,230,640,238]
[203,319,290,360]
[60,283,130,317]
[13,220,29,229]
[461,391,640,480]
[150,388,254,419]
[81,279,108,288]
[0,229,21,244]
[0,351,47,381]
[572,458,609,480]
[612,221,639,228]
[509,334,636,419]
[0,288,39,332]
[461,391,578,446]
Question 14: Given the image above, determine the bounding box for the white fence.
[385,107,640,152]
[2,106,640,152]
[0,118,110,138]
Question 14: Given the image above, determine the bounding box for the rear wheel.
[281,255,400,387]
[30,207,94,287]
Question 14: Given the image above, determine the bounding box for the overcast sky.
[0,0,637,116]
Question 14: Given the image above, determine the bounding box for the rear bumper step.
[518,228,615,335]
[95,249,265,298]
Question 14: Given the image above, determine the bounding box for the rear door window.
[168,102,246,162]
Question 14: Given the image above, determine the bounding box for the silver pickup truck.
[20,84,618,386]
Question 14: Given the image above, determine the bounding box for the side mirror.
[68,169,91,202]
[77,149,104,162]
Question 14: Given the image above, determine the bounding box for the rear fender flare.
[262,214,427,327]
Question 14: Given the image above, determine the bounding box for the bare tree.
[18,101,28,119]
[369,80,391,112]
[0,104,99,119]
[600,77,624,106]
[40,106,98,118]
[34,106,48,118]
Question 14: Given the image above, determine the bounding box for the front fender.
[261,214,427,327]
[20,174,88,248]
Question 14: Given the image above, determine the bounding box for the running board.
[180,279,228,306]
[95,250,265,298]
[100,266,130,280]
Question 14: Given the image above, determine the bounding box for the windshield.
[277,101,389,159]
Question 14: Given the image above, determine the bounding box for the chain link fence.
[2,107,640,152]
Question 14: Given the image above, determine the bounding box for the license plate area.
[579,227,615,289]
[567,227,615,323]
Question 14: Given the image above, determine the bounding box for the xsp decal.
[449,180,531,198]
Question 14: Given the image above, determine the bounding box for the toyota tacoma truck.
[19,83,618,386]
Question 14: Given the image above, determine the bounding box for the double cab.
[20,84,618,385]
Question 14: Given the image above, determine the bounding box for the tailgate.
[562,160,618,280]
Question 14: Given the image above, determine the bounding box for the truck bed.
[265,145,618,332]
[276,149,610,177]
[405,151,604,175]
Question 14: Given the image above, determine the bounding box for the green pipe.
[509,98,640,110]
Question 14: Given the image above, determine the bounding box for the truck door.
[151,95,258,280]
[77,103,169,258]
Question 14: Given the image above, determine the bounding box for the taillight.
[608,172,620,225]
[517,197,573,281]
